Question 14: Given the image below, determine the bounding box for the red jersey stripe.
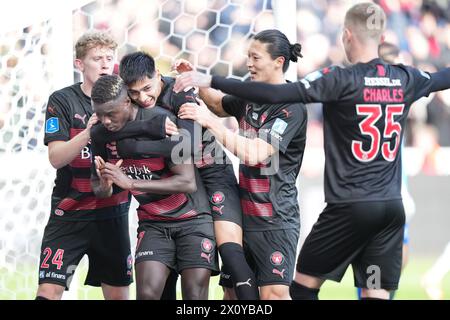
[239,172,270,193]
[71,178,92,193]
[140,193,188,215]
[57,190,129,211]
[241,199,273,217]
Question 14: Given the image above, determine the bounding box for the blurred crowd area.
[0,0,449,173]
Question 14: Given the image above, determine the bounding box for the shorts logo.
[45,117,59,134]
[126,254,133,276]
[127,254,133,269]
[39,271,45,279]
[210,191,225,205]
[54,209,64,216]
[200,238,213,264]
[272,268,286,279]
[201,238,213,253]
[270,251,284,266]
[212,205,224,215]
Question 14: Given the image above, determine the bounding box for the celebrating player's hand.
[87,113,99,130]
[95,156,123,190]
[100,160,134,190]
[171,58,194,74]
[165,117,179,136]
[178,97,213,128]
[173,71,212,93]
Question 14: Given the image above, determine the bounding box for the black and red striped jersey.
[297,60,434,203]
[222,96,307,231]
[44,83,131,221]
[158,76,233,178]
[211,59,437,204]
[91,106,212,225]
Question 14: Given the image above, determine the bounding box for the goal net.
[0,0,296,299]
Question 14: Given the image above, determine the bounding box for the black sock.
[289,281,320,300]
[160,270,178,300]
[35,296,49,300]
[219,242,259,300]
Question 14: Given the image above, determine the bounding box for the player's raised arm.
[174,68,345,105]
[429,68,450,93]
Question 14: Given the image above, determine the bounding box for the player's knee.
[183,285,209,300]
[360,288,390,300]
[103,287,129,300]
[222,287,237,300]
[137,286,163,300]
[36,283,65,300]
[260,285,290,300]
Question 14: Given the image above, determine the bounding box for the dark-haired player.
[90,74,218,300]
[174,2,450,300]
[177,29,307,300]
[117,52,258,299]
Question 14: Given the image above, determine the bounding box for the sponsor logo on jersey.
[54,209,64,216]
[304,70,324,82]
[364,77,401,87]
[47,105,56,115]
[270,251,284,266]
[281,109,291,118]
[45,117,59,133]
[74,113,87,125]
[419,69,431,80]
[271,118,288,136]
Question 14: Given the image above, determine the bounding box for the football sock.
[219,242,259,300]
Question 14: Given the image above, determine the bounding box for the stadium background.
[0,0,449,299]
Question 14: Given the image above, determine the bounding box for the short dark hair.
[91,74,127,105]
[253,29,302,73]
[119,51,156,85]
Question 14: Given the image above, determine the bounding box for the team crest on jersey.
[270,251,284,266]
[45,117,59,133]
[54,209,64,216]
[210,191,225,205]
